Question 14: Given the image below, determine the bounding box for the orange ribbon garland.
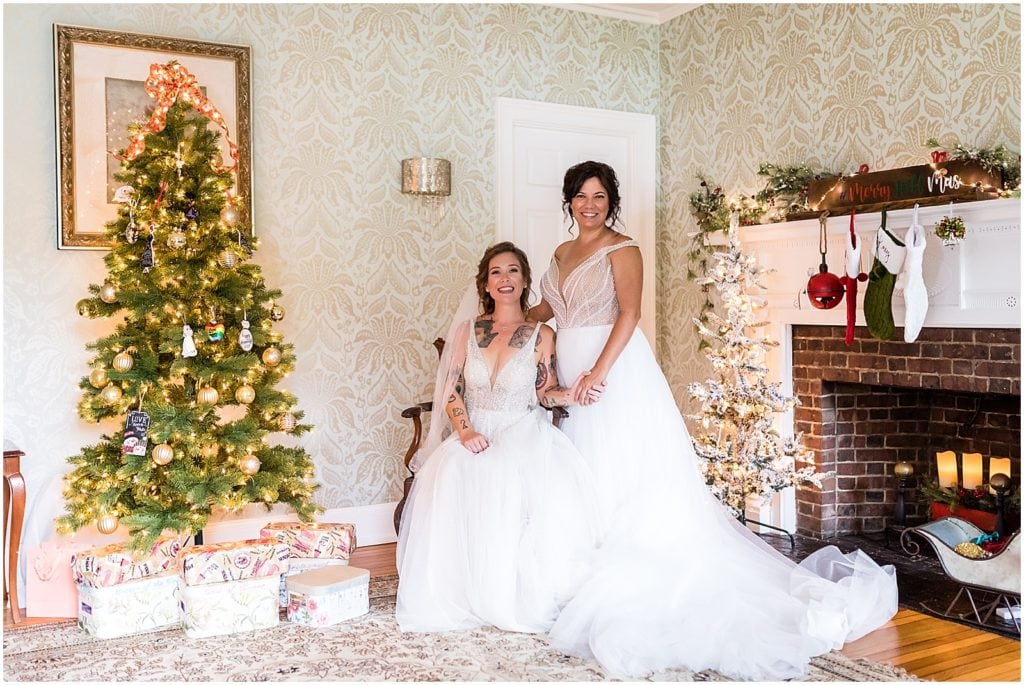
[120,62,239,172]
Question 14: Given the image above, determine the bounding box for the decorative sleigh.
[900,516,1020,634]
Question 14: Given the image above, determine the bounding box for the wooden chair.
[393,337,568,534]
[900,516,1021,634]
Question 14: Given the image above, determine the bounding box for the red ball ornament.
[807,267,845,310]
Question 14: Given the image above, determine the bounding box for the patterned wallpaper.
[3,4,1019,555]
[656,3,1021,396]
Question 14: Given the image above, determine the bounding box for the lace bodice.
[539,240,639,328]
[463,321,541,434]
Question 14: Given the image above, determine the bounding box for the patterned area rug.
[4,575,919,682]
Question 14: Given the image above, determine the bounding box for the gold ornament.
[239,453,261,475]
[262,347,282,366]
[101,383,123,404]
[98,283,118,304]
[197,386,220,405]
[954,541,986,559]
[220,205,240,226]
[112,351,134,372]
[167,229,188,249]
[96,514,119,535]
[217,249,238,269]
[200,443,219,459]
[77,299,95,317]
[279,413,297,432]
[269,304,285,321]
[88,368,108,388]
[152,443,174,465]
[235,384,256,404]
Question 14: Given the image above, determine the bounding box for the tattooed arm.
[534,325,602,408]
[444,363,489,453]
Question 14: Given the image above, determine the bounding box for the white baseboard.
[202,501,400,546]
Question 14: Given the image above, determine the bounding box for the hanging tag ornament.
[238,316,254,352]
[141,233,155,273]
[122,410,151,457]
[182,324,198,357]
[206,321,225,342]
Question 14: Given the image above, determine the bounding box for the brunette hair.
[475,241,532,315]
[561,161,622,231]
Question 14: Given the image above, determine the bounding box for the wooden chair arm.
[401,402,434,473]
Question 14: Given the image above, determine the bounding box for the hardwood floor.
[5,543,1018,682]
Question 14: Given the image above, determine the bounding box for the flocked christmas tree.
[688,212,825,516]
[58,62,319,548]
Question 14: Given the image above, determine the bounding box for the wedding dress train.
[540,240,898,680]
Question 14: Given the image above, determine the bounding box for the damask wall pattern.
[2,3,660,543]
[656,2,1021,398]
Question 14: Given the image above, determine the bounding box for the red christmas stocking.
[839,210,868,346]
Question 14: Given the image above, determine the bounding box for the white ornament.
[182,324,198,358]
[113,185,135,203]
[238,319,254,352]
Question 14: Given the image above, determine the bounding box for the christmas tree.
[58,62,319,548]
[688,213,824,516]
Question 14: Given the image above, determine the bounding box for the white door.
[495,98,657,352]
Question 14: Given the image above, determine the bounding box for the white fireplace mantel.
[737,198,1021,329]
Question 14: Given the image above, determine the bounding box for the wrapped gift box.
[277,557,348,607]
[259,522,356,560]
[178,539,289,586]
[78,572,179,639]
[72,534,188,589]
[178,574,280,638]
[286,565,370,627]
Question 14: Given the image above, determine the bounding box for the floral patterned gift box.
[276,556,348,608]
[259,522,357,560]
[72,534,188,588]
[177,539,289,586]
[178,574,280,638]
[77,572,179,639]
[286,565,370,627]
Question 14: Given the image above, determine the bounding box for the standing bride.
[396,242,603,634]
[530,161,898,680]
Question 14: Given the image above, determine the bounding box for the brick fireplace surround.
[791,325,1021,538]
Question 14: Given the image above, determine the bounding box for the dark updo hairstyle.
[475,241,532,315]
[561,160,622,232]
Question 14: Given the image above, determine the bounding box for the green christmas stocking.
[863,209,906,340]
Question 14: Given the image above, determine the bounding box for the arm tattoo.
[535,361,548,389]
[509,325,532,349]
[475,320,498,348]
[549,356,558,381]
[452,407,465,417]
[459,419,468,430]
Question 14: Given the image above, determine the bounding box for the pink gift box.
[258,522,356,559]
[72,534,188,588]
[178,539,289,586]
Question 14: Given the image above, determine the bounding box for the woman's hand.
[572,371,607,406]
[460,431,490,453]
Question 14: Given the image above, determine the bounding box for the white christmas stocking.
[900,205,929,343]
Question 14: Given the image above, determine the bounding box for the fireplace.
[791,325,1021,538]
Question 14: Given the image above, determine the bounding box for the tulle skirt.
[396,406,603,634]
[549,325,898,680]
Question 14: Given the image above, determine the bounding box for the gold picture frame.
[54,24,252,249]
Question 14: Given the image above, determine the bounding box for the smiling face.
[570,177,610,232]
[475,242,533,315]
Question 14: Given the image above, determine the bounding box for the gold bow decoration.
[120,61,239,172]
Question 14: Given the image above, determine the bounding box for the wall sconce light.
[893,461,915,528]
[402,157,451,225]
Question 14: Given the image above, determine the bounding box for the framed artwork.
[54,24,252,249]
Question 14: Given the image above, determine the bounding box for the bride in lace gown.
[530,161,898,680]
[396,242,603,634]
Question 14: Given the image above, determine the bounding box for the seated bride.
[396,241,604,634]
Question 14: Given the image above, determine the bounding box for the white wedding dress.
[540,240,899,680]
[396,322,602,634]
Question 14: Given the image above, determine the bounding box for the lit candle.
[936,451,958,488]
[961,452,983,489]
[989,457,1012,494]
